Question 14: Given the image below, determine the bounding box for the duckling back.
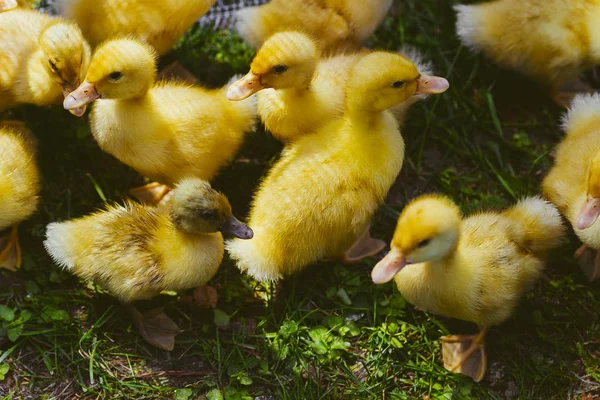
[56,0,216,54]
[91,79,256,186]
[455,0,600,84]
[226,113,404,281]
[0,127,40,230]
[44,201,224,302]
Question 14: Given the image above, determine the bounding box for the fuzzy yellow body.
[235,0,391,53]
[44,201,224,302]
[455,0,600,85]
[91,83,256,185]
[56,0,216,55]
[0,9,89,111]
[227,113,404,281]
[257,52,362,142]
[543,94,600,249]
[75,38,256,187]
[0,127,40,230]
[389,196,563,328]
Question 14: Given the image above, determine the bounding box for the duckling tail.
[561,93,600,136]
[502,196,565,255]
[43,222,76,270]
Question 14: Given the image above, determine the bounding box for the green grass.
[1,0,600,398]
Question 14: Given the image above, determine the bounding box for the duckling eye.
[49,60,59,73]
[272,65,288,75]
[199,209,219,220]
[108,71,123,81]
[392,80,405,88]
[416,239,431,248]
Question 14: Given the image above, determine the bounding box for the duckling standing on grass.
[228,31,436,143]
[371,195,564,382]
[543,93,600,281]
[454,0,600,106]
[44,178,253,351]
[55,0,216,55]
[0,9,90,116]
[226,52,449,282]
[235,0,392,54]
[0,124,40,271]
[63,38,257,204]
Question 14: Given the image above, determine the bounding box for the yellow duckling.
[226,52,449,282]
[0,9,90,116]
[371,195,564,381]
[454,0,600,106]
[543,93,600,281]
[0,124,40,271]
[235,0,392,53]
[55,0,216,55]
[44,178,253,351]
[63,37,257,204]
[228,31,439,143]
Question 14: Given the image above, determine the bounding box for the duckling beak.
[62,84,87,117]
[371,249,407,284]
[227,72,267,101]
[414,75,450,95]
[576,197,600,230]
[219,215,254,239]
[63,81,100,111]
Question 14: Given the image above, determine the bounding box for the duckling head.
[577,152,600,230]
[371,195,460,284]
[227,31,319,100]
[170,179,254,239]
[63,38,156,113]
[346,52,449,113]
[39,21,91,117]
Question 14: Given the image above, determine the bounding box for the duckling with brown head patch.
[44,178,252,350]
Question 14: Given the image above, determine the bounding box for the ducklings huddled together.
[1,0,599,384]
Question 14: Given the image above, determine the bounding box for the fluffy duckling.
[371,195,564,381]
[455,0,600,106]
[44,178,253,351]
[542,93,600,281]
[235,0,392,53]
[228,31,438,142]
[0,9,90,116]
[63,38,257,204]
[226,52,449,282]
[55,0,216,55]
[0,124,40,271]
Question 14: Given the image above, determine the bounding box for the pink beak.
[63,81,101,112]
[62,84,86,117]
[371,249,407,284]
[415,74,450,95]
[227,72,267,101]
[576,197,600,230]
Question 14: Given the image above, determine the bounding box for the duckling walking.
[543,93,600,281]
[44,179,253,350]
[63,38,257,204]
[0,9,90,115]
[227,52,448,282]
[371,195,564,381]
[0,125,40,271]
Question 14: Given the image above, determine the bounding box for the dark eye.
[199,209,219,220]
[272,65,288,75]
[108,71,123,81]
[49,60,58,72]
[416,239,431,248]
[392,80,405,88]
